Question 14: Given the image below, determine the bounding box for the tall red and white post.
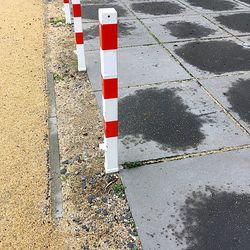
[63,0,72,24]
[99,8,119,174]
[72,0,86,71]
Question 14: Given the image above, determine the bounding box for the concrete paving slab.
[84,19,156,51]
[235,0,250,6]
[165,37,250,78]
[178,0,250,14]
[82,0,118,3]
[239,35,250,46]
[95,80,250,163]
[240,35,250,41]
[120,148,250,250]
[200,74,250,133]
[81,1,135,23]
[205,12,250,36]
[141,14,230,44]
[124,0,197,19]
[86,44,191,91]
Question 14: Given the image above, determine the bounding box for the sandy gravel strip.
[0,0,67,249]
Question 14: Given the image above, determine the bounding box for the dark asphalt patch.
[168,187,250,250]
[163,21,216,39]
[175,40,250,74]
[238,0,250,4]
[215,13,250,33]
[82,4,128,20]
[224,79,250,124]
[131,2,185,16]
[85,22,136,40]
[186,0,236,11]
[119,88,206,150]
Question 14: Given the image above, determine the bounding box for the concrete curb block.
[47,70,63,221]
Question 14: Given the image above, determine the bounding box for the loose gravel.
[46,1,142,249]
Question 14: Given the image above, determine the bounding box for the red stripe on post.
[102,78,118,99]
[64,0,69,3]
[75,32,84,44]
[105,121,118,138]
[99,24,118,50]
[73,4,82,17]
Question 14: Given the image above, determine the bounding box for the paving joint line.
[86,42,159,52]
[91,68,250,93]
[92,77,195,92]
[85,34,238,53]
[197,80,250,137]
[122,144,250,169]
[234,0,250,8]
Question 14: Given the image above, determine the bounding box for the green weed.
[123,161,143,169]
[113,183,125,196]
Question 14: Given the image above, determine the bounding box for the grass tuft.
[123,161,143,169]
[49,17,65,26]
[113,183,125,196]
[53,73,64,82]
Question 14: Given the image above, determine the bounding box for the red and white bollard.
[72,0,86,71]
[99,8,119,174]
[63,0,72,24]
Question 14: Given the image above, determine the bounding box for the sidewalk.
[84,0,250,249]
[0,1,65,249]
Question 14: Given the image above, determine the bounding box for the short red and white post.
[63,0,72,24]
[72,0,86,71]
[99,8,119,174]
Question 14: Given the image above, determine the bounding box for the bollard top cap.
[98,8,117,25]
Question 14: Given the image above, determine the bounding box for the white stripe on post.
[63,0,72,24]
[99,8,119,174]
[72,0,86,71]
[100,50,117,77]
[73,17,82,32]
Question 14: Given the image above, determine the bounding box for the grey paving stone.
[86,44,191,91]
[141,14,230,43]
[205,12,250,36]
[120,148,250,250]
[236,0,250,6]
[81,1,135,23]
[84,19,156,51]
[178,0,250,14]
[95,80,250,163]
[81,0,117,4]
[239,35,250,45]
[124,0,197,19]
[200,73,250,133]
[165,37,250,78]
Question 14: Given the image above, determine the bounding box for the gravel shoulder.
[0,0,68,249]
[46,1,142,249]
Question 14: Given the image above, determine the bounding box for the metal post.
[63,0,72,24]
[99,8,119,174]
[72,0,86,71]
